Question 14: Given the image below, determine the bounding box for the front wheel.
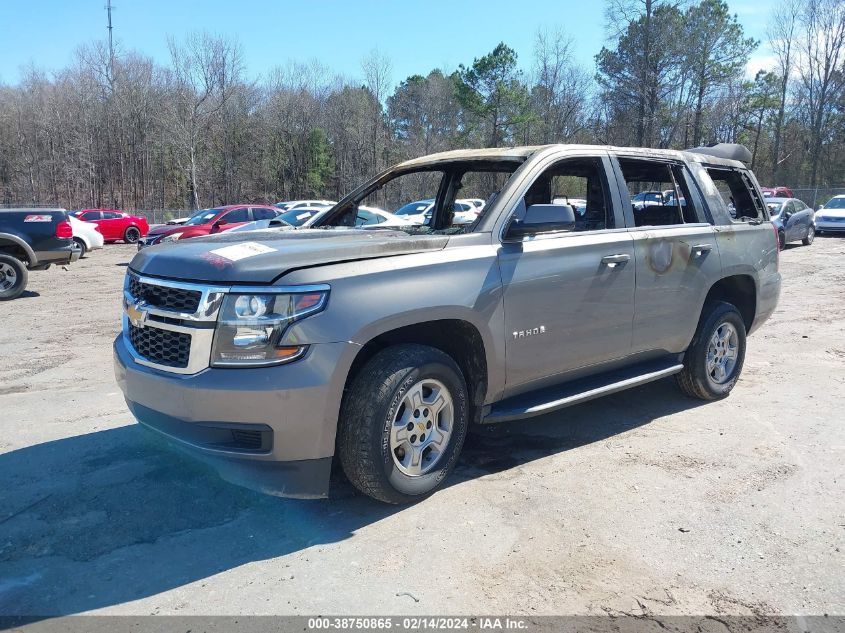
[0,254,29,301]
[124,226,141,243]
[676,301,747,401]
[337,344,469,504]
[778,230,786,250]
[802,225,815,246]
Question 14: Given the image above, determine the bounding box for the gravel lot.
[0,238,843,618]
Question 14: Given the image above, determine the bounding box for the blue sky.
[0,0,774,87]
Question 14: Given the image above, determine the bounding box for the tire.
[676,301,746,401]
[124,226,141,243]
[0,254,29,301]
[73,237,87,258]
[337,344,470,504]
[802,224,815,246]
[778,230,786,250]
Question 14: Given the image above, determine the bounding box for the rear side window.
[618,159,700,226]
[223,208,250,223]
[705,168,764,222]
[252,208,277,221]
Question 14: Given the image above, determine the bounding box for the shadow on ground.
[0,377,704,616]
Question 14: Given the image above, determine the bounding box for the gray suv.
[114,143,781,503]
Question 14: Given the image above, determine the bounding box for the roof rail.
[686,143,752,164]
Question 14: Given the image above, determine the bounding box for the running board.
[483,359,684,423]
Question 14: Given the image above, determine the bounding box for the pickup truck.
[0,208,80,300]
[114,143,781,503]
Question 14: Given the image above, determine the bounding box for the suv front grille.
[128,274,201,313]
[128,323,191,368]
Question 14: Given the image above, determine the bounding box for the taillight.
[56,220,73,239]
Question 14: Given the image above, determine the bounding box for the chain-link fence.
[790,187,845,209]
[129,210,190,226]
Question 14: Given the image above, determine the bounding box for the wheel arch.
[702,274,756,333]
[343,318,490,422]
[0,233,37,265]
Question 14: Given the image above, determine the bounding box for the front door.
[498,154,635,397]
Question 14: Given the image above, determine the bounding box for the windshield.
[315,161,520,235]
[394,200,434,216]
[278,208,324,226]
[825,197,845,209]
[184,208,223,225]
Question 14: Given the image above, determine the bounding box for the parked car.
[115,142,780,504]
[68,215,104,258]
[465,198,486,211]
[71,209,149,244]
[0,208,80,300]
[393,198,478,224]
[815,195,845,235]
[761,186,794,198]
[227,205,413,234]
[137,205,280,249]
[274,200,336,211]
[766,197,815,248]
[631,190,665,210]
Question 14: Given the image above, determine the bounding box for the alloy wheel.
[706,322,739,384]
[0,262,17,292]
[389,378,454,477]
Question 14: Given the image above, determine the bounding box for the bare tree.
[797,0,845,186]
[768,0,801,182]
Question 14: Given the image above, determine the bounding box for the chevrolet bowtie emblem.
[126,302,147,328]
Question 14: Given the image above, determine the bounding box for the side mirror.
[211,218,228,232]
[816,205,824,211]
[506,204,576,240]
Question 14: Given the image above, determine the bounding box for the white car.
[224,205,414,234]
[274,199,336,212]
[392,199,479,225]
[68,215,104,257]
[815,195,845,235]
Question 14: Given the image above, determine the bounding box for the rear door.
[498,152,635,397]
[611,156,723,356]
[99,211,124,240]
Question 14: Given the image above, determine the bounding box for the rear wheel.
[676,301,746,401]
[124,226,141,243]
[802,225,815,246]
[0,254,28,301]
[778,229,786,250]
[337,344,469,504]
[73,237,87,258]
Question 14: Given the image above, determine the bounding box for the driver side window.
[520,157,614,232]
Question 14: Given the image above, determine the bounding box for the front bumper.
[815,218,845,232]
[114,334,355,498]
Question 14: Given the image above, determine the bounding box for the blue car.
[766,197,815,249]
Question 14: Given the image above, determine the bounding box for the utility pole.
[106,0,115,87]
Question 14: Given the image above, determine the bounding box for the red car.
[761,186,795,199]
[139,204,281,249]
[71,208,149,244]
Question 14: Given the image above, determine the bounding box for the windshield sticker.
[24,214,52,222]
[296,212,312,220]
[208,242,276,262]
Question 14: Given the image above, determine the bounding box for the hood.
[819,207,845,218]
[148,223,203,237]
[129,228,449,283]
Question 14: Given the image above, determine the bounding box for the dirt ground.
[0,238,843,618]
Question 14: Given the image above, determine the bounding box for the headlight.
[159,233,183,243]
[210,289,328,367]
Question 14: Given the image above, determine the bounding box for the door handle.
[691,243,713,256]
[601,253,630,265]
